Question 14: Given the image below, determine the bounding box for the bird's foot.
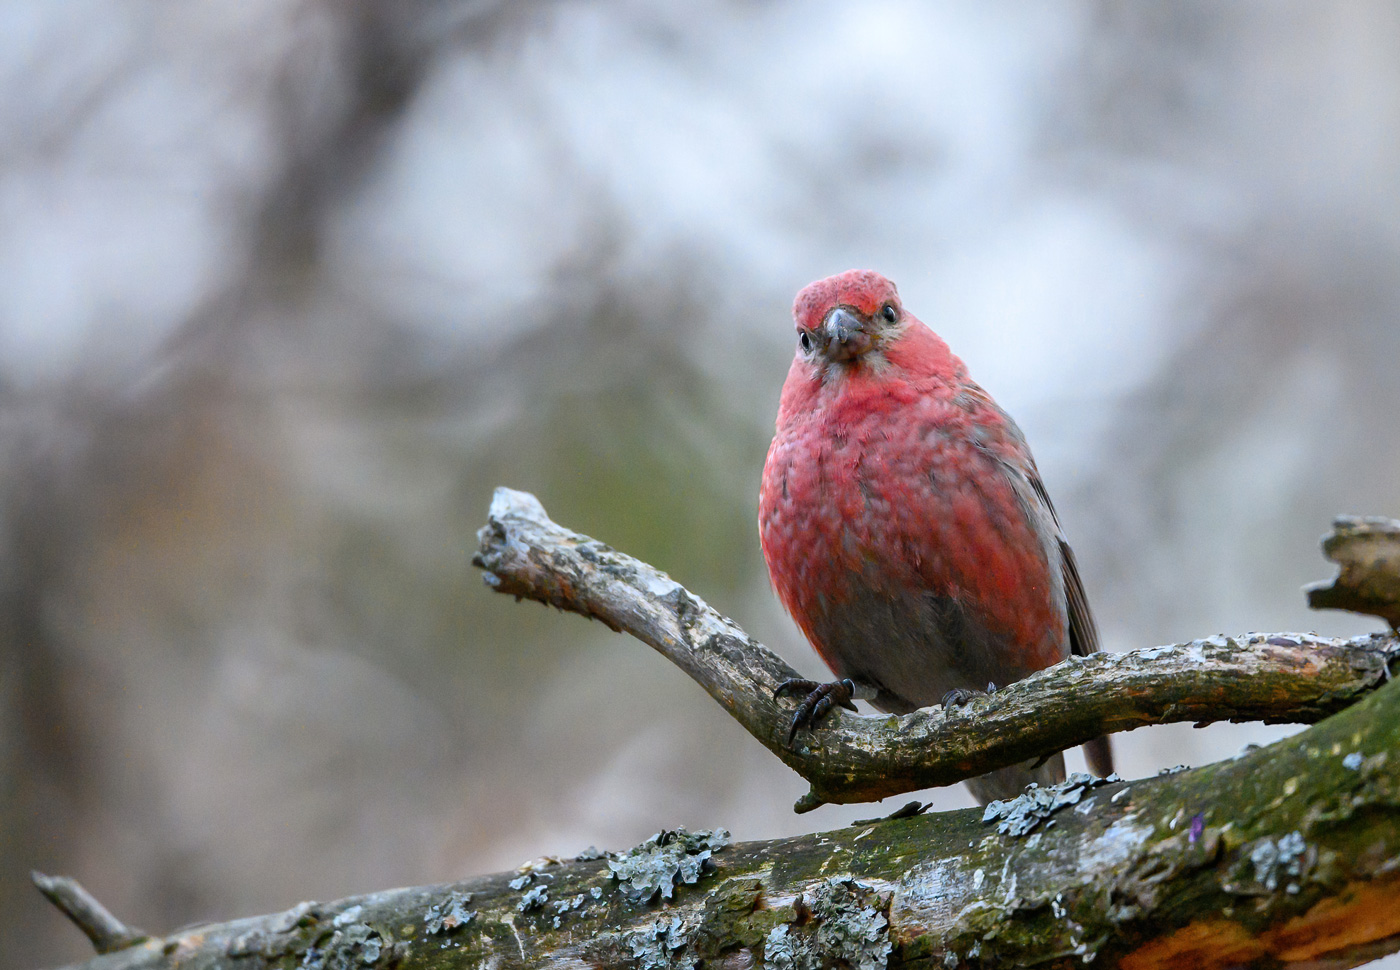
[774,678,857,742]
[941,682,997,709]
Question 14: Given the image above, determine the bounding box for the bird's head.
[791,270,907,372]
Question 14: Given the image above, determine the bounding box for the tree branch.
[38,675,1400,969]
[31,873,146,955]
[38,496,1400,968]
[471,487,1400,811]
[1307,515,1400,629]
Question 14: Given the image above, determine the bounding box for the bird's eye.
[881,303,898,324]
[799,331,812,353]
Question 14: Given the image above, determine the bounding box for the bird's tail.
[1083,734,1114,779]
[965,752,1065,806]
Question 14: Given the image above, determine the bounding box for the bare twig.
[473,487,1400,811]
[32,872,146,954]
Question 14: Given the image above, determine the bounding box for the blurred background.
[3,1,1398,966]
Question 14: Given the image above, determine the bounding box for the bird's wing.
[954,381,1102,658]
[1017,442,1115,777]
[1025,472,1101,660]
[958,382,1115,777]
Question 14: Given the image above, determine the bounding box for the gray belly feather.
[808,586,1069,803]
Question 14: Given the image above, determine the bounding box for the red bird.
[758,269,1113,804]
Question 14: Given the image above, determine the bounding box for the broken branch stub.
[1306,515,1400,629]
[473,487,1400,810]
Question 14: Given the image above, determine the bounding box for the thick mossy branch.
[42,678,1400,970]
[472,488,1400,810]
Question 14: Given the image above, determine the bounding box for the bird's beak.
[820,306,873,362]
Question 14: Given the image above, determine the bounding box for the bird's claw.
[774,678,856,742]
[774,678,819,699]
[941,685,991,709]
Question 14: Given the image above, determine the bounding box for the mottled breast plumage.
[759,370,1066,702]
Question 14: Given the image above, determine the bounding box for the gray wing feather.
[1027,474,1102,659]
[1027,471,1115,779]
[962,386,1115,780]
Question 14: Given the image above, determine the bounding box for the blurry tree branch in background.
[472,488,1400,812]
[33,504,1400,968]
